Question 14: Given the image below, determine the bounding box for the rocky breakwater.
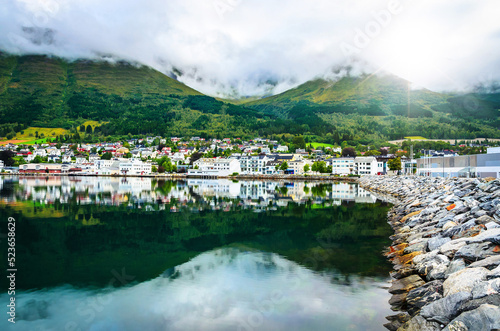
[359,176,500,331]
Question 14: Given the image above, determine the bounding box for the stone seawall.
[359,176,500,331]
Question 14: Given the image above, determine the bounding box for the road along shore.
[359,176,500,331]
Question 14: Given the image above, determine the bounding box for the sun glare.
[373,29,445,88]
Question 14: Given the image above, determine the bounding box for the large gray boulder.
[398,315,442,331]
[466,228,500,245]
[454,242,497,261]
[427,237,451,252]
[443,267,490,296]
[414,254,450,281]
[406,280,443,316]
[467,255,500,269]
[389,275,426,295]
[443,304,500,331]
[439,239,467,257]
[445,259,466,278]
[471,278,500,300]
[420,291,471,324]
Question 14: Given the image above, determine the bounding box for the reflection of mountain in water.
[0,248,391,331]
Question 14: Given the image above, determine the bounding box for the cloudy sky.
[1,0,499,97]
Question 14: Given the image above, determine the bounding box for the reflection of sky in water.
[1,248,391,331]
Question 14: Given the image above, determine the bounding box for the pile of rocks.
[359,176,500,331]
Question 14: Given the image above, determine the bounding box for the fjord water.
[0,177,393,331]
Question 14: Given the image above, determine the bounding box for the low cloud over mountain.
[1,0,499,97]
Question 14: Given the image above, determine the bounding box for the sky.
[1,0,500,97]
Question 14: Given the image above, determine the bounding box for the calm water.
[0,177,393,331]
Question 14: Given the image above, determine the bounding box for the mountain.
[244,74,500,142]
[0,53,266,138]
[0,53,498,143]
[247,74,448,115]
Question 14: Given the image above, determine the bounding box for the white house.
[263,161,280,175]
[25,154,35,162]
[96,161,120,175]
[62,153,72,163]
[354,157,378,176]
[288,159,312,175]
[89,154,100,162]
[331,158,355,175]
[95,159,114,170]
[188,158,241,177]
[235,155,272,174]
[276,145,288,152]
[75,156,87,164]
[171,152,186,164]
[47,155,60,163]
[34,149,47,157]
[119,160,152,175]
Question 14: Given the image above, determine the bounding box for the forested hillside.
[0,54,269,138]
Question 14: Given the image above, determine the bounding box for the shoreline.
[359,176,500,331]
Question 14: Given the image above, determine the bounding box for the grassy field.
[404,136,427,140]
[0,127,66,145]
[0,122,107,145]
[82,120,104,129]
[310,142,335,149]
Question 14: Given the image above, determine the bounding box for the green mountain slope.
[245,74,500,141]
[247,74,448,114]
[0,54,267,138]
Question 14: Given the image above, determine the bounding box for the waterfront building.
[354,157,378,176]
[188,158,241,177]
[417,148,500,178]
[331,157,355,175]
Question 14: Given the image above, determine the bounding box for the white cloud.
[0,0,499,97]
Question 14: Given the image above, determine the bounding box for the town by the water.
[1,136,500,179]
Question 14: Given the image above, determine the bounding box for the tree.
[32,155,43,163]
[342,147,356,157]
[101,152,113,160]
[379,148,388,156]
[190,152,203,165]
[292,135,306,149]
[279,161,288,171]
[388,157,402,171]
[158,165,165,173]
[6,131,15,140]
[86,125,93,134]
[0,150,16,166]
[80,125,85,132]
[303,164,310,173]
[365,150,381,156]
[312,161,327,173]
[151,165,158,173]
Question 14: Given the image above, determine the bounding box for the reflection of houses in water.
[187,179,241,198]
[238,181,277,201]
[328,183,376,203]
[11,176,378,209]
